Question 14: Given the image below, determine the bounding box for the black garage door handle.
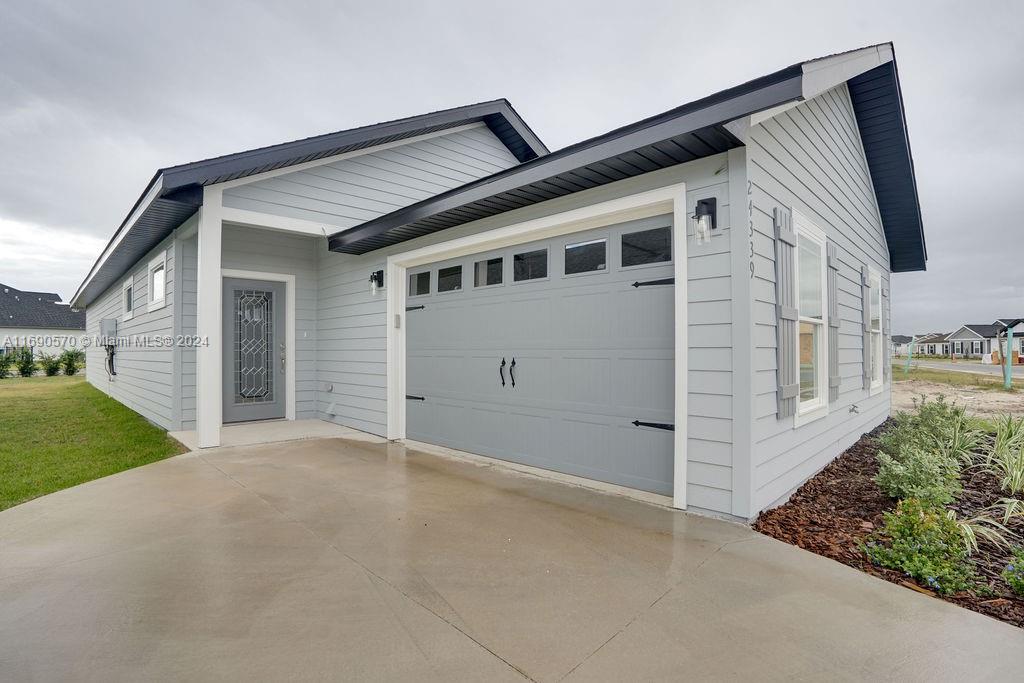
[509,358,516,387]
[499,357,506,387]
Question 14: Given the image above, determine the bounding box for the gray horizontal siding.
[747,83,891,512]
[223,125,519,230]
[177,234,198,430]
[85,234,177,429]
[317,154,737,514]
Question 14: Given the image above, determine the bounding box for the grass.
[0,376,186,511]
[892,363,1023,391]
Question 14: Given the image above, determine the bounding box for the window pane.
[870,281,881,332]
[124,286,133,312]
[437,265,462,292]
[151,265,166,301]
[622,227,671,267]
[409,271,430,296]
[872,332,883,383]
[474,257,502,287]
[799,321,820,403]
[564,238,606,274]
[798,236,822,319]
[513,249,547,281]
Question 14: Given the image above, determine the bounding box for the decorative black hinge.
[405,395,425,401]
[632,420,674,431]
[631,278,674,288]
[406,305,425,312]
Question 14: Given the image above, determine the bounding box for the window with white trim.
[868,268,883,392]
[148,252,167,311]
[122,277,135,321]
[795,217,828,417]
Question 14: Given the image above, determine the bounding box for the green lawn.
[892,363,1022,391]
[0,376,186,511]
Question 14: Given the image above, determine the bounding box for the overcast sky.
[1,0,1021,334]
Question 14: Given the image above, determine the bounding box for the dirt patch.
[754,425,1024,629]
[894,379,1024,417]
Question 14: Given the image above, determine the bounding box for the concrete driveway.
[2,438,1022,681]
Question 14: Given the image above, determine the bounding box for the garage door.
[406,216,675,495]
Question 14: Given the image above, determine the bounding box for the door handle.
[499,357,506,387]
[509,357,516,388]
[280,343,286,371]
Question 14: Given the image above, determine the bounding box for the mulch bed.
[754,421,1024,628]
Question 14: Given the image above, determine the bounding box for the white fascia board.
[220,206,346,237]
[800,44,894,101]
[71,175,165,308]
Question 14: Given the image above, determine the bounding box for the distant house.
[891,334,912,356]
[947,323,1007,359]
[0,283,85,357]
[914,332,950,356]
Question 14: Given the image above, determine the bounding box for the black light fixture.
[692,197,717,245]
[368,269,385,294]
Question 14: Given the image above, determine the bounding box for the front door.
[223,278,286,423]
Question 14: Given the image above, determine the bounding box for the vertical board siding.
[317,155,737,515]
[85,234,177,429]
[178,235,198,430]
[222,125,520,230]
[748,83,891,512]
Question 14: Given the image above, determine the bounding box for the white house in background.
[0,283,85,357]
[913,332,950,357]
[891,334,912,356]
[71,43,927,519]
[948,320,1024,360]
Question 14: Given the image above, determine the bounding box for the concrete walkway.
[1,438,1022,681]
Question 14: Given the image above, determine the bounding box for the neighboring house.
[0,283,85,357]
[913,332,950,356]
[71,43,927,519]
[948,320,1024,359]
[891,334,912,356]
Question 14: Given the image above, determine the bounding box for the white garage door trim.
[385,182,689,509]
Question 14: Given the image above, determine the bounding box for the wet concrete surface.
[2,437,1022,681]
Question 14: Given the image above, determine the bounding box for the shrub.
[865,498,975,595]
[0,353,12,379]
[876,446,961,505]
[38,354,62,377]
[991,415,1024,463]
[986,446,1024,496]
[59,349,84,376]
[13,347,35,377]
[1004,547,1024,596]
[880,395,979,465]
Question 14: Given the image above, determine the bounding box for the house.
[948,320,1024,360]
[1,283,85,357]
[913,332,950,357]
[70,43,926,519]
[891,334,912,356]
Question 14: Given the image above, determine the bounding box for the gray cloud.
[1,0,1021,333]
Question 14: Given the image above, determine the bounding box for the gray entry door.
[223,278,286,423]
[406,216,675,495]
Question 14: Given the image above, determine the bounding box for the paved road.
[2,437,1023,681]
[910,359,1024,378]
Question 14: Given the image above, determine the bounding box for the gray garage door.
[406,216,675,495]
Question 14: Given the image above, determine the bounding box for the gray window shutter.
[827,243,840,403]
[861,265,871,390]
[774,207,798,418]
[882,285,890,382]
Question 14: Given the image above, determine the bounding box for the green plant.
[947,509,1012,555]
[876,445,961,505]
[0,353,12,379]
[38,354,62,377]
[13,347,35,377]
[865,498,975,595]
[1003,547,1024,596]
[991,415,1024,464]
[984,442,1024,496]
[879,395,978,463]
[59,349,84,376]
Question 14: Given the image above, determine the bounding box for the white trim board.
[385,182,690,509]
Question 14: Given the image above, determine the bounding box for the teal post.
[1005,327,1015,390]
[904,338,915,376]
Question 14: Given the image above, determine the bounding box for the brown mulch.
[754,421,1024,629]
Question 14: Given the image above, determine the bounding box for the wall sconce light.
[692,198,717,245]
[368,269,385,295]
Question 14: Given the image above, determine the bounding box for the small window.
[474,257,503,287]
[794,217,827,418]
[148,252,167,311]
[564,238,607,275]
[122,278,135,321]
[622,227,671,267]
[868,269,883,391]
[437,265,463,293]
[409,271,430,296]
[513,249,547,282]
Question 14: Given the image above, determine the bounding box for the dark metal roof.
[329,48,927,276]
[72,100,546,308]
[1,284,85,330]
[891,335,913,344]
[847,62,927,272]
[329,65,803,254]
[963,324,1002,338]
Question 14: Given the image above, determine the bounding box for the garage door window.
[513,249,547,281]
[409,271,430,296]
[438,265,463,292]
[621,226,671,267]
[474,257,503,287]
[564,238,606,275]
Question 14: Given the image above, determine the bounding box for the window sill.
[870,381,884,397]
[147,298,166,313]
[794,403,829,428]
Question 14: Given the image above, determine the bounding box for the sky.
[1,0,1021,334]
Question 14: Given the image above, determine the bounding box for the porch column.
[196,187,223,447]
